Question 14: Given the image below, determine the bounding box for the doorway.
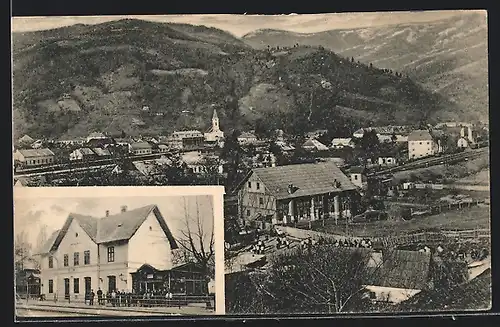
[64,278,70,299]
[108,276,116,292]
[84,277,92,295]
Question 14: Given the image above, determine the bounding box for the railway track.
[369,148,488,177]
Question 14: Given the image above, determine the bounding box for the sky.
[14,194,214,252]
[10,10,484,37]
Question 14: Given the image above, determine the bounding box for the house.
[181,151,223,175]
[157,144,169,153]
[275,141,295,152]
[233,162,361,229]
[69,148,96,161]
[204,109,224,142]
[92,147,111,158]
[86,138,115,148]
[237,132,258,145]
[364,250,434,304]
[407,130,442,160]
[86,132,107,143]
[302,139,329,151]
[330,138,355,149]
[347,166,368,190]
[306,129,328,139]
[378,157,398,166]
[172,130,204,140]
[15,265,41,299]
[353,128,365,138]
[14,148,55,166]
[36,204,192,300]
[18,134,35,145]
[457,137,469,149]
[129,142,153,155]
[182,136,205,150]
[56,138,86,146]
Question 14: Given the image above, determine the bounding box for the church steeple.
[212,109,219,131]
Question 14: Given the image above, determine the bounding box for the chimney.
[105,210,110,217]
[120,205,127,213]
[287,184,294,194]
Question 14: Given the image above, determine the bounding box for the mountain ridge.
[12,18,464,140]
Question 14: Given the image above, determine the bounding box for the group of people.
[84,288,176,307]
[330,238,373,248]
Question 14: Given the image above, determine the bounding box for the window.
[74,252,79,266]
[259,197,264,205]
[84,250,90,265]
[48,256,54,268]
[48,280,54,293]
[427,141,430,145]
[63,254,69,267]
[149,226,152,231]
[419,142,422,145]
[107,247,115,262]
[73,278,80,294]
[75,232,79,237]
[246,209,251,217]
[354,175,359,180]
[248,182,252,189]
[256,182,260,190]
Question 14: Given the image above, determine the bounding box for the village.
[13,108,491,313]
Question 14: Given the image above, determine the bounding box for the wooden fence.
[378,229,490,247]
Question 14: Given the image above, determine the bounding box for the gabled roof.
[88,132,106,138]
[19,135,34,143]
[302,139,329,151]
[39,205,178,255]
[130,142,153,149]
[16,148,55,157]
[372,250,432,290]
[92,147,111,156]
[77,147,95,155]
[408,130,434,141]
[235,162,357,200]
[238,132,257,139]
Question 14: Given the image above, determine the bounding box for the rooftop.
[16,148,55,157]
[239,162,357,200]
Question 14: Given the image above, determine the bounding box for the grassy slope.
[313,205,490,237]
[242,12,488,123]
[13,19,459,140]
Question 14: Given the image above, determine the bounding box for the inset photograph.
[14,186,224,318]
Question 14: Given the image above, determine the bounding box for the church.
[204,109,224,143]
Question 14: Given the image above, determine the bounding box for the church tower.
[212,109,220,132]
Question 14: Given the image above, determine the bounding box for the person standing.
[89,289,95,306]
[111,290,117,307]
[97,288,103,305]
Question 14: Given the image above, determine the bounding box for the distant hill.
[13,18,460,140]
[243,12,489,123]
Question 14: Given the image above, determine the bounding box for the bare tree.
[15,231,37,272]
[176,197,215,280]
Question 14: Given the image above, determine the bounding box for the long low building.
[14,148,55,166]
[232,162,362,229]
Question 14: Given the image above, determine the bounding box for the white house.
[407,130,442,160]
[181,151,224,175]
[330,138,355,149]
[237,132,258,145]
[457,137,469,149]
[347,166,368,190]
[302,139,329,151]
[204,109,224,142]
[69,148,96,161]
[129,142,153,155]
[14,148,55,166]
[378,157,398,166]
[36,205,179,300]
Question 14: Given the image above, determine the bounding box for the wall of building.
[128,210,173,271]
[408,140,436,159]
[40,219,99,299]
[238,175,277,226]
[14,152,54,166]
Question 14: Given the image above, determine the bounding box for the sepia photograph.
[11,10,490,316]
[14,187,224,318]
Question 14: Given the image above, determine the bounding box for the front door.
[108,276,116,292]
[64,278,70,299]
[84,277,92,295]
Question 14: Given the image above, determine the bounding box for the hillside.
[243,12,488,123]
[13,18,460,140]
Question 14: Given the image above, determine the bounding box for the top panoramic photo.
[12,10,490,314]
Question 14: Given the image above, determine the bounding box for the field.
[312,205,490,238]
[456,168,490,185]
